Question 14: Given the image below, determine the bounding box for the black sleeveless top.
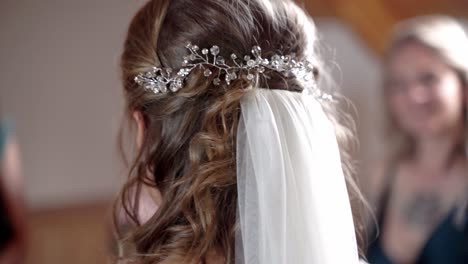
[367,167,468,263]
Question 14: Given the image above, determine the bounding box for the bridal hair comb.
[134,42,330,99]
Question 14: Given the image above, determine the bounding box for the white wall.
[315,19,384,166]
[0,0,145,208]
[5,1,462,209]
[0,1,385,209]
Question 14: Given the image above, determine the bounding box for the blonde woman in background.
[367,16,468,264]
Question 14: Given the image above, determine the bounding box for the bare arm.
[0,136,27,263]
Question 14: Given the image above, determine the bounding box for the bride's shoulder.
[117,184,162,229]
[138,185,162,223]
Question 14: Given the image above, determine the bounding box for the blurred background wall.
[0,0,146,209]
[0,0,466,263]
[0,0,385,212]
[0,1,146,263]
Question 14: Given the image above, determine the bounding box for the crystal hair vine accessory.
[134,42,332,100]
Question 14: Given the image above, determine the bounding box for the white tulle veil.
[235,88,361,264]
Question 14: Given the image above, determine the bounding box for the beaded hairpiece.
[134,42,330,99]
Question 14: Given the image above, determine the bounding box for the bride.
[114,0,365,263]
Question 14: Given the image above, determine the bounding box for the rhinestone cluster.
[134,42,319,95]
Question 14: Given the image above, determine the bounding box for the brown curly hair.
[114,0,364,263]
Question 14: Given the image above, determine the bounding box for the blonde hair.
[383,15,468,161]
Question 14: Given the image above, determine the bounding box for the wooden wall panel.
[26,203,112,264]
[301,0,468,54]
